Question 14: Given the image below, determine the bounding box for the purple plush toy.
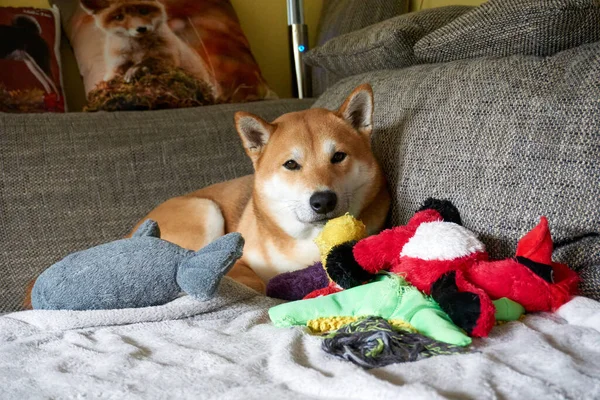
[266,262,329,301]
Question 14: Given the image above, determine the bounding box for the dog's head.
[81,0,166,37]
[235,84,386,238]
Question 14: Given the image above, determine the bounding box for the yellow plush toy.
[314,213,366,268]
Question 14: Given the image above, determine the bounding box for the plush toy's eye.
[283,160,301,170]
[138,8,149,15]
[114,14,124,21]
[331,152,347,164]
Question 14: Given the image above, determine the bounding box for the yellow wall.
[231,0,323,99]
[0,0,51,7]
[410,0,484,11]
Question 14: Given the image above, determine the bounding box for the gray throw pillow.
[306,6,473,80]
[310,0,409,96]
[313,41,600,299]
[415,0,600,63]
[315,0,409,44]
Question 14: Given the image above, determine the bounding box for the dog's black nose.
[310,191,337,215]
[137,26,147,33]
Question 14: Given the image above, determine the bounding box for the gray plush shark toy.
[31,220,244,310]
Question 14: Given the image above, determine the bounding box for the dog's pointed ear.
[235,111,275,164]
[80,0,110,14]
[338,83,374,136]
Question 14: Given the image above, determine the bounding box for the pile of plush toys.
[31,198,580,369]
[267,198,580,368]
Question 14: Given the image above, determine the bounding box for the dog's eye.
[114,14,124,21]
[331,152,347,164]
[139,8,149,15]
[283,160,301,170]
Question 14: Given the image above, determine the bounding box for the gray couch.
[1,0,599,313]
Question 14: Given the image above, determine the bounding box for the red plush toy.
[329,199,580,337]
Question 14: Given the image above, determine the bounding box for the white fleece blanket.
[1,277,600,400]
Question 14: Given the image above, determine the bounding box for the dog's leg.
[228,260,266,294]
[132,196,265,293]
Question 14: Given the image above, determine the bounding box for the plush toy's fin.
[177,233,244,300]
[132,219,161,238]
[516,216,553,265]
[492,297,525,321]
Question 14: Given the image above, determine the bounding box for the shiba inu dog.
[23,84,389,307]
[134,84,390,292]
[80,0,213,87]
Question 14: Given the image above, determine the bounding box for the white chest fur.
[245,236,320,282]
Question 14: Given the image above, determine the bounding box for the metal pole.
[287,0,312,98]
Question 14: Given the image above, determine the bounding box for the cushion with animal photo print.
[53,0,276,111]
[0,5,66,113]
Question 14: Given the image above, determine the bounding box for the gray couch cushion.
[305,6,473,81]
[579,264,600,300]
[415,0,600,63]
[0,99,313,312]
[554,236,600,299]
[313,42,600,299]
[311,0,408,96]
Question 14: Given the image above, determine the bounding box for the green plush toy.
[270,272,473,346]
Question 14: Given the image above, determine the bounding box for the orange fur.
[23,279,35,310]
